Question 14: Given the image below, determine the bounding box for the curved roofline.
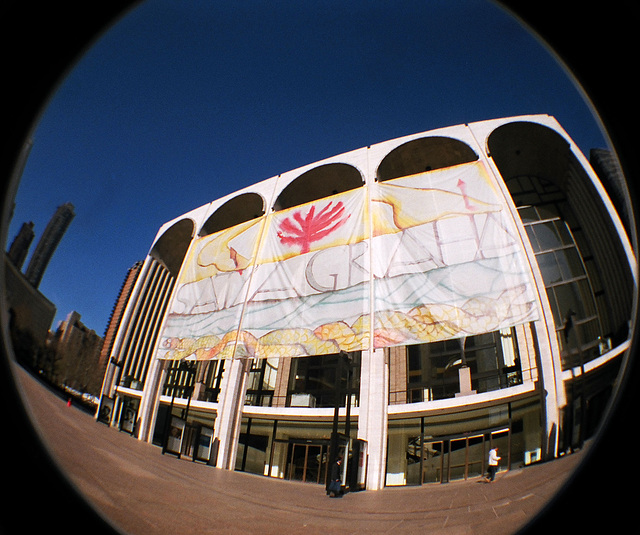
[155,115,565,233]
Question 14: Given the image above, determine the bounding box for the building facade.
[4,203,74,374]
[98,261,143,398]
[4,253,56,367]
[98,115,635,490]
[49,311,104,394]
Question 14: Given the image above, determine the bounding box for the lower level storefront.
[387,395,542,485]
[120,390,543,489]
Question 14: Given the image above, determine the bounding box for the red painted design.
[277,201,349,254]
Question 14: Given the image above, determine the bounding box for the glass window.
[245,358,278,407]
[467,435,485,479]
[555,220,574,246]
[406,329,522,402]
[532,221,562,251]
[517,205,537,223]
[524,225,539,252]
[534,204,559,221]
[467,330,522,394]
[448,438,468,481]
[407,342,461,402]
[196,359,225,402]
[537,251,562,284]
[386,418,422,486]
[287,352,360,408]
[511,176,604,370]
[556,248,580,280]
[236,418,272,475]
[387,398,542,486]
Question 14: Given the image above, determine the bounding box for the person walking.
[486,446,501,482]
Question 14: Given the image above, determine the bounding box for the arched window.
[150,218,194,277]
[273,163,363,211]
[199,193,265,237]
[377,136,478,182]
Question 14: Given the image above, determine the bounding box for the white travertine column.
[357,347,388,490]
[213,358,248,469]
[138,357,167,442]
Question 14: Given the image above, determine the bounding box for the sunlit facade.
[98,115,635,490]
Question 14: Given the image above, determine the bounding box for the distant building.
[7,221,35,269]
[49,311,103,394]
[25,202,74,288]
[4,203,75,376]
[4,254,56,367]
[98,115,635,491]
[98,261,143,396]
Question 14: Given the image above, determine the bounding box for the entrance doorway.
[286,440,330,484]
[445,433,486,482]
[413,428,511,484]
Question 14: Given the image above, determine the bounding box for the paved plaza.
[6,365,621,535]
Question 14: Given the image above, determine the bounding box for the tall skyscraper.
[7,221,35,269]
[25,202,75,288]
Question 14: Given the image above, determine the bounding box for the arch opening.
[273,163,363,211]
[488,121,633,370]
[199,193,265,236]
[150,218,194,277]
[377,136,478,181]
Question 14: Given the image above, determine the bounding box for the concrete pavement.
[8,366,602,535]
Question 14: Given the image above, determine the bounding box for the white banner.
[156,161,537,360]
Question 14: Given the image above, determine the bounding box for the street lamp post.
[327,351,352,494]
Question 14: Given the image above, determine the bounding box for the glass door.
[436,433,490,483]
[467,434,485,479]
[421,440,444,484]
[287,442,328,484]
[447,438,467,482]
[443,434,492,482]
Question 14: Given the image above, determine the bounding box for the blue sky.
[6,0,608,335]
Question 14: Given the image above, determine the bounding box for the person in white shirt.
[486,447,501,482]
